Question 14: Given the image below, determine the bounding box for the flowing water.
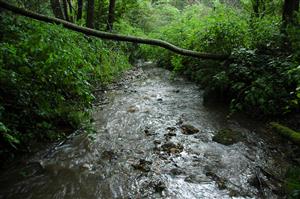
[0,63,290,199]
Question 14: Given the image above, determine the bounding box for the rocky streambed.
[0,62,295,199]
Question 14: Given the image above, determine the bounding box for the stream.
[0,62,291,199]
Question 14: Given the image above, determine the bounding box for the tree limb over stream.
[0,0,229,60]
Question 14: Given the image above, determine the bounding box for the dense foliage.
[135,2,299,117]
[0,13,130,157]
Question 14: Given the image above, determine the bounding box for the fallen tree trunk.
[0,0,229,60]
[270,122,300,146]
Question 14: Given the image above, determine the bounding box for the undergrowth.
[138,3,300,117]
[0,14,131,158]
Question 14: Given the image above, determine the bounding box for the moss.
[212,128,245,145]
[284,167,300,199]
[270,122,300,146]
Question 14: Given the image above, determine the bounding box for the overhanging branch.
[0,0,229,60]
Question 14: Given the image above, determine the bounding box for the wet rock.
[248,172,269,190]
[153,140,161,145]
[212,128,245,145]
[176,118,184,125]
[161,142,177,150]
[205,171,227,189]
[164,136,171,142]
[180,124,200,135]
[248,175,261,189]
[161,142,183,154]
[130,89,137,93]
[153,146,160,151]
[136,150,145,155]
[142,96,151,100]
[80,163,92,171]
[185,174,210,183]
[158,153,169,160]
[127,105,139,113]
[193,134,210,142]
[17,162,44,178]
[164,132,176,137]
[101,150,117,161]
[153,181,166,193]
[166,127,176,131]
[131,159,152,172]
[228,190,240,197]
[169,148,180,154]
[144,127,155,136]
[170,168,185,176]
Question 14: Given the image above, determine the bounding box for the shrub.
[138,2,299,117]
[0,14,130,155]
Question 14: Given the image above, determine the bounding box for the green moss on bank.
[270,122,300,146]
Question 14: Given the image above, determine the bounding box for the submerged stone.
[153,140,161,145]
[101,150,117,161]
[170,168,185,176]
[164,132,176,137]
[166,127,177,131]
[180,124,200,135]
[185,174,210,184]
[206,171,227,189]
[144,127,155,136]
[127,105,139,113]
[154,181,166,193]
[212,128,244,145]
[131,159,152,172]
[161,142,183,154]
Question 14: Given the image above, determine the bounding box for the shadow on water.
[0,62,292,199]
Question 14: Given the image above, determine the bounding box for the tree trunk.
[252,0,259,18]
[282,0,299,25]
[50,0,64,19]
[252,0,266,18]
[86,0,94,28]
[261,0,266,18]
[281,0,299,51]
[106,0,116,31]
[95,0,104,29]
[62,0,69,21]
[67,0,73,22]
[77,0,83,20]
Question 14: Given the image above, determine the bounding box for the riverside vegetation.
[0,0,299,197]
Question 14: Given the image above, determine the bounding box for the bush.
[137,2,299,117]
[284,167,300,199]
[140,4,250,68]
[0,14,130,155]
[225,48,299,116]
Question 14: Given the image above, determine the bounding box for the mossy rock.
[270,122,300,146]
[212,129,244,145]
